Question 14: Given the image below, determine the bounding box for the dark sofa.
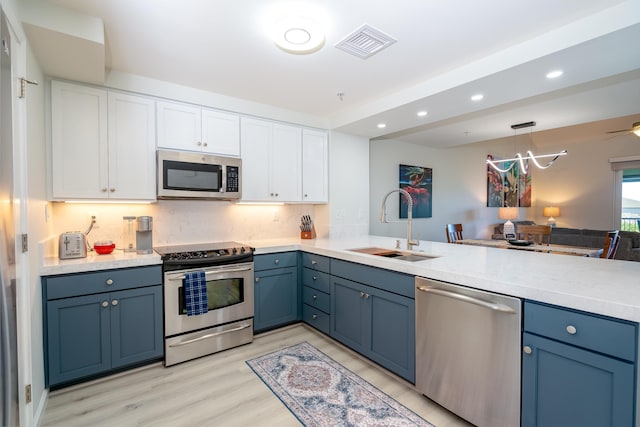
[492,222,640,261]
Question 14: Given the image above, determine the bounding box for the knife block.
[301,225,316,239]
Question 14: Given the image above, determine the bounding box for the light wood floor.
[41,324,473,427]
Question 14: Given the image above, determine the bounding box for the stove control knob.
[232,248,237,254]
[240,247,246,253]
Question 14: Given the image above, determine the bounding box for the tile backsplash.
[51,201,321,249]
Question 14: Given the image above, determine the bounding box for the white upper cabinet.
[50,80,156,201]
[107,92,156,200]
[302,129,328,203]
[157,100,240,156]
[51,81,108,200]
[241,118,301,202]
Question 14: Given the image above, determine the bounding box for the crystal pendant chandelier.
[486,121,567,174]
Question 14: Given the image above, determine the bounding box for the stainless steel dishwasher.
[415,277,521,427]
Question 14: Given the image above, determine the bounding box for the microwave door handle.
[220,165,226,193]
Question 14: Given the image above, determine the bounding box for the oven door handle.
[168,323,252,347]
[170,266,253,280]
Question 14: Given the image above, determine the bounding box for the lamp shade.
[543,206,560,218]
[498,207,519,220]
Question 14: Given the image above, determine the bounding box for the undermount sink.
[348,247,438,262]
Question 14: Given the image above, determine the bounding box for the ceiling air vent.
[334,24,397,59]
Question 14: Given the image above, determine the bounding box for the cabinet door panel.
[331,277,368,353]
[240,118,271,200]
[47,294,110,386]
[156,100,201,151]
[369,288,415,382]
[110,286,163,368]
[51,81,108,199]
[201,109,240,156]
[302,129,328,202]
[254,266,298,332]
[271,124,301,201]
[522,332,634,427]
[108,92,156,200]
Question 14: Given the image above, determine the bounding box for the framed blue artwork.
[399,164,432,218]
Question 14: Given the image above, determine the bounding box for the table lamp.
[543,206,560,227]
[498,207,519,240]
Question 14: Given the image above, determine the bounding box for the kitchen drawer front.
[303,286,330,313]
[524,301,637,362]
[303,304,330,335]
[331,259,415,298]
[44,265,162,300]
[302,268,330,293]
[254,252,297,271]
[301,252,331,273]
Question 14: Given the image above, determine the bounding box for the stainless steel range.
[155,242,254,366]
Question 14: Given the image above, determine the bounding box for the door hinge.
[21,233,28,252]
[25,384,32,404]
[18,77,39,99]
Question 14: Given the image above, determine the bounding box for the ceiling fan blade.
[606,128,632,134]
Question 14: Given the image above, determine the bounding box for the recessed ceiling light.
[273,16,325,54]
[546,70,563,79]
[417,111,428,117]
[377,123,386,129]
[471,94,484,101]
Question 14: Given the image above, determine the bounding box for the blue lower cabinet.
[522,332,634,427]
[331,276,415,383]
[44,266,163,388]
[522,301,637,427]
[254,266,298,332]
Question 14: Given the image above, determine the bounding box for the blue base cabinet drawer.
[522,300,638,427]
[301,252,331,273]
[303,286,330,312]
[525,301,636,361]
[303,304,330,335]
[302,268,330,293]
[254,252,298,270]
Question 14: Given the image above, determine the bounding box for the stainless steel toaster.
[59,232,87,259]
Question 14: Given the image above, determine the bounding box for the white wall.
[324,131,370,238]
[370,131,640,242]
[532,133,640,229]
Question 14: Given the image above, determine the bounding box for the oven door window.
[163,160,222,192]
[179,277,244,314]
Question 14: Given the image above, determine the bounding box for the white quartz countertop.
[248,236,640,324]
[41,251,162,276]
[40,235,640,323]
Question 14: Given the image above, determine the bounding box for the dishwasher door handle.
[417,286,517,314]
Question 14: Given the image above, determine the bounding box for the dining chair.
[601,230,620,259]
[516,225,552,245]
[446,223,464,243]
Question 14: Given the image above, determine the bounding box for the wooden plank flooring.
[41,324,473,427]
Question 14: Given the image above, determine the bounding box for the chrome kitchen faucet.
[380,188,419,250]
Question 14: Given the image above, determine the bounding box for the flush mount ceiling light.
[471,94,484,101]
[486,121,568,174]
[377,123,386,129]
[546,70,563,79]
[417,110,428,117]
[273,16,325,54]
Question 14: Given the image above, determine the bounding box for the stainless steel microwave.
[157,149,241,200]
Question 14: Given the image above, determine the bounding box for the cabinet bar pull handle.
[416,286,517,314]
[566,325,577,335]
[168,323,252,347]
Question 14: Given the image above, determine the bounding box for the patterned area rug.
[246,342,435,427]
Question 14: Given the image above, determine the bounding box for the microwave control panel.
[226,166,239,192]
